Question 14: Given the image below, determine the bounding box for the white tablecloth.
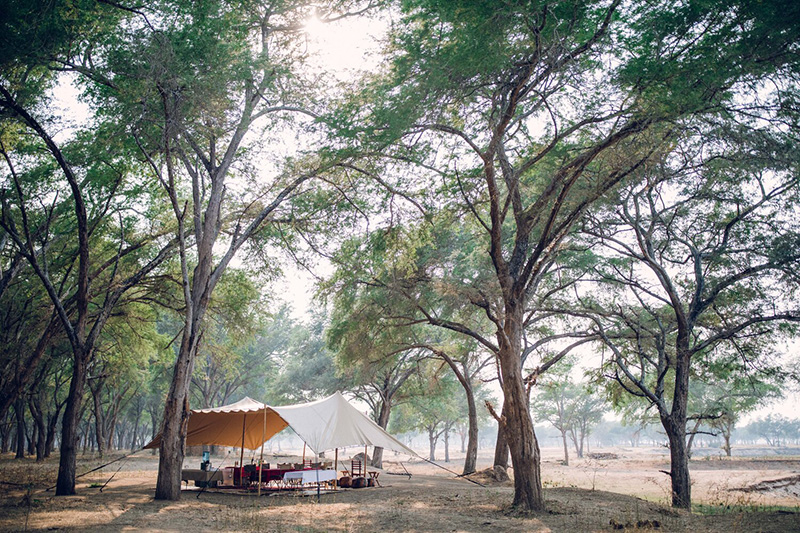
[283,469,337,485]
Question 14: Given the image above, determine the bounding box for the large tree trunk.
[662,352,691,509]
[664,417,691,509]
[496,306,544,511]
[56,352,88,495]
[561,429,569,466]
[155,329,199,500]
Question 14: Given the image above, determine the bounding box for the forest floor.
[0,446,798,532]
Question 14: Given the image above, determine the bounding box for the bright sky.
[271,11,387,318]
[302,9,387,77]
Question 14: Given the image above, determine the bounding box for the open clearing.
[1,446,798,532]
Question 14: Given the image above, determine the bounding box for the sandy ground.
[1,446,798,532]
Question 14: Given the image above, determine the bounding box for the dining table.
[282,469,338,486]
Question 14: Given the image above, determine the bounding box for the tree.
[580,120,800,507]
[189,269,268,408]
[74,0,373,500]
[270,309,344,404]
[0,241,61,423]
[532,360,604,464]
[0,127,175,492]
[329,0,800,511]
[390,372,461,462]
[567,384,604,459]
[328,297,426,468]
[532,376,577,466]
[683,367,780,458]
[87,301,168,456]
[746,415,800,447]
[327,225,498,473]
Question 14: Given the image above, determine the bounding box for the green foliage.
[267,309,344,404]
[389,370,462,435]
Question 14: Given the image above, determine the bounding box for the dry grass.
[0,447,798,532]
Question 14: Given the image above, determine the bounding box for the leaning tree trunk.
[496,305,544,511]
[463,384,479,475]
[560,429,569,466]
[686,418,703,460]
[493,404,510,469]
[440,354,480,475]
[56,350,88,495]
[14,396,25,459]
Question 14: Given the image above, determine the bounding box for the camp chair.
[243,464,257,486]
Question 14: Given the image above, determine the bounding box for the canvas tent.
[144,392,415,457]
[144,397,288,450]
[272,391,415,456]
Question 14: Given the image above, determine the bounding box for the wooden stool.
[368,471,380,487]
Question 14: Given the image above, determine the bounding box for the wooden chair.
[350,457,364,478]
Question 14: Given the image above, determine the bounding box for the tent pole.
[334,448,338,472]
[258,407,266,496]
[316,449,321,503]
[364,444,368,479]
[302,441,306,464]
[239,414,246,484]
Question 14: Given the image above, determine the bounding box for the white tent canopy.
[145,392,416,457]
[272,391,416,456]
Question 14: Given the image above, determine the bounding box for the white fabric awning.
[272,391,416,456]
